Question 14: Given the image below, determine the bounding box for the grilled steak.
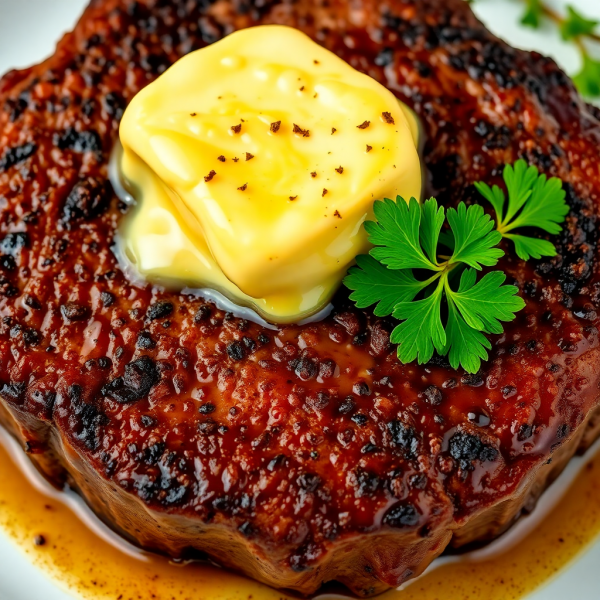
[1,0,600,596]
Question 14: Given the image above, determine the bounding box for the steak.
[1,0,600,596]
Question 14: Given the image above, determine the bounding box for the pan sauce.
[1,427,600,600]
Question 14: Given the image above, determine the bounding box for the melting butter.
[118,25,422,323]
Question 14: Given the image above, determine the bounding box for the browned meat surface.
[1,0,600,596]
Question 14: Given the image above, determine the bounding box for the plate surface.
[0,1,599,599]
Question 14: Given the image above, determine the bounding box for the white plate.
[0,1,599,599]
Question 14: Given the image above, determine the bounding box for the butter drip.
[118,25,422,323]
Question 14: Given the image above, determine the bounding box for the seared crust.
[1,0,600,595]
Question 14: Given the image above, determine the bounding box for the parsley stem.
[521,0,600,44]
[517,0,600,99]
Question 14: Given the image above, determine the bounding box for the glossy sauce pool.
[1,428,600,600]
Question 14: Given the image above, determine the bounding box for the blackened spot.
[227,341,245,361]
[54,128,102,153]
[429,154,460,192]
[242,336,256,352]
[0,255,16,271]
[143,441,165,465]
[0,142,36,172]
[0,381,26,402]
[293,356,317,380]
[536,184,597,295]
[137,330,155,349]
[409,473,427,490]
[338,397,356,415]
[23,328,41,346]
[85,33,102,49]
[69,389,109,451]
[238,521,254,538]
[4,97,28,122]
[501,385,517,398]
[482,125,511,151]
[140,54,170,74]
[147,301,173,320]
[523,281,537,298]
[61,302,90,322]
[133,475,159,501]
[194,305,211,322]
[212,495,230,511]
[102,92,125,119]
[102,356,160,403]
[518,424,534,441]
[140,415,157,428]
[557,423,569,439]
[1,232,29,255]
[0,279,19,298]
[351,413,368,426]
[98,357,111,369]
[355,469,379,497]
[63,177,110,227]
[24,295,42,310]
[387,420,419,457]
[383,503,420,528]
[199,402,216,414]
[474,120,490,137]
[82,98,96,117]
[198,419,217,434]
[449,432,498,471]
[267,454,286,471]
[423,385,443,405]
[461,373,484,387]
[415,61,432,77]
[353,381,370,396]
[352,331,369,346]
[101,291,115,307]
[361,443,380,453]
[374,47,394,67]
[165,485,187,505]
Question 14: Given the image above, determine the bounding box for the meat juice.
[1,427,599,600]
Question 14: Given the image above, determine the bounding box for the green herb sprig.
[517,0,600,97]
[344,160,568,374]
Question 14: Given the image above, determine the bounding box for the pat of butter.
[118,25,422,323]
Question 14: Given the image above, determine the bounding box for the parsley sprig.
[475,160,568,260]
[518,0,600,98]
[471,0,600,98]
[344,160,568,374]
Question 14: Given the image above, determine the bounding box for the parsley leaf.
[446,203,503,270]
[420,197,445,265]
[366,197,440,271]
[475,159,568,260]
[391,285,446,365]
[343,196,522,373]
[343,160,567,373]
[573,53,600,98]
[521,0,544,28]
[442,300,491,374]
[442,270,524,373]
[560,6,598,40]
[345,254,428,317]
[446,269,525,335]
[502,234,557,261]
